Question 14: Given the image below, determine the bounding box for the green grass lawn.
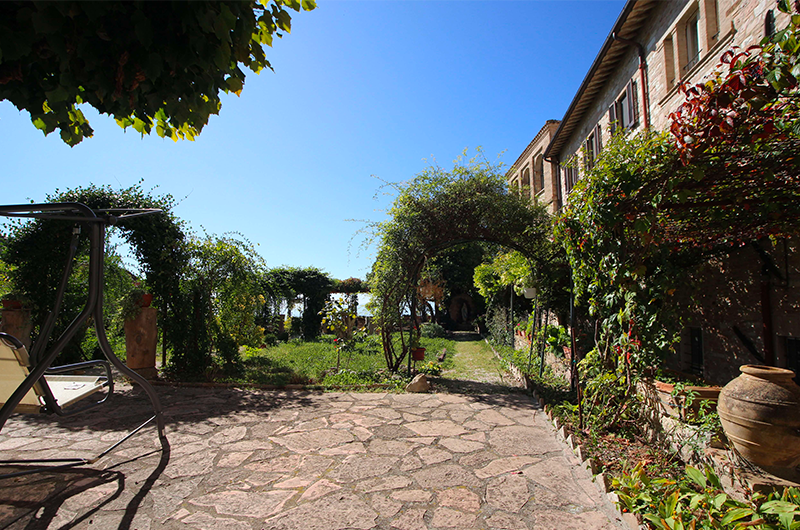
[218,334,456,389]
[443,335,505,382]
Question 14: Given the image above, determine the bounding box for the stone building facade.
[544,0,788,198]
[506,120,561,215]
[507,0,798,383]
[677,240,800,384]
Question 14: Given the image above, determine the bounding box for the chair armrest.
[45,360,111,377]
[40,360,114,416]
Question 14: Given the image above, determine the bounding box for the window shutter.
[609,104,617,135]
[594,124,602,153]
[626,80,637,127]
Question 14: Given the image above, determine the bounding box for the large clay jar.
[718,365,800,471]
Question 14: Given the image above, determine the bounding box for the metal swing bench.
[0,203,167,479]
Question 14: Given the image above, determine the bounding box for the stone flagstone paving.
[0,384,626,529]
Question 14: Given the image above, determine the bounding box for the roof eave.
[543,0,643,160]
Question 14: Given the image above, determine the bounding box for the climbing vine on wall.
[554,4,800,430]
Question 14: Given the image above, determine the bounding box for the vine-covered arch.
[368,154,560,372]
[1,184,188,362]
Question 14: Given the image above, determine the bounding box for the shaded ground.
[0,382,626,529]
[433,332,524,395]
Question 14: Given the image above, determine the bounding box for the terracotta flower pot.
[680,385,721,420]
[140,293,153,307]
[2,300,22,310]
[718,365,800,470]
[654,380,681,418]
[411,347,426,361]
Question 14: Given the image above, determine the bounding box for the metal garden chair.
[0,203,167,479]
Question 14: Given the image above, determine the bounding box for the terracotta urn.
[411,347,426,361]
[718,365,800,470]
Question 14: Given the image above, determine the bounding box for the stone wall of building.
[506,120,560,215]
[667,240,800,384]
[649,0,790,131]
[507,0,799,381]
[553,0,790,204]
[536,0,799,382]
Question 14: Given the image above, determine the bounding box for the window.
[689,327,703,376]
[533,155,545,194]
[584,124,602,169]
[685,10,701,72]
[563,160,579,193]
[788,337,799,384]
[585,134,595,169]
[609,80,638,134]
[521,167,531,196]
[663,1,719,87]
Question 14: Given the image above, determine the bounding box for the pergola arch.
[368,159,557,372]
[3,184,188,362]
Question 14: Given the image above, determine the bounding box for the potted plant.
[1,293,30,310]
[0,292,34,347]
[523,287,537,299]
[651,369,721,420]
[118,288,152,322]
[410,336,426,361]
[119,287,158,379]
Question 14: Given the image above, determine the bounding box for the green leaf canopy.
[0,0,315,145]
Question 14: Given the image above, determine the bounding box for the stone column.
[0,308,33,350]
[125,307,158,379]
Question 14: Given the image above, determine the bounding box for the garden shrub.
[420,322,447,338]
[417,361,443,376]
[1,183,187,366]
[613,463,800,530]
[486,303,512,347]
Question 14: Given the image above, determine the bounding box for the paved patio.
[0,383,626,529]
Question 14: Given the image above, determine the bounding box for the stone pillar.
[0,309,33,350]
[125,307,158,379]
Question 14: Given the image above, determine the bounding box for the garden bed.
[537,392,684,484]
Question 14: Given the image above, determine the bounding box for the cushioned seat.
[0,333,109,415]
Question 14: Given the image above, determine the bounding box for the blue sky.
[1,0,625,281]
